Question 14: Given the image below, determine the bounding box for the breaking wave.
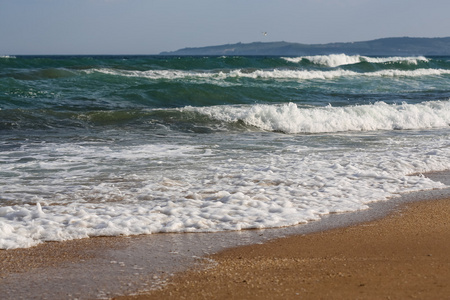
[282,54,429,67]
[88,67,450,81]
[186,100,450,133]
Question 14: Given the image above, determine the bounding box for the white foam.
[186,100,450,133]
[87,67,450,81]
[282,54,429,67]
[1,123,450,249]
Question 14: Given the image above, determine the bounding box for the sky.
[1,0,449,55]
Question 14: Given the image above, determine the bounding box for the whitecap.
[282,54,429,67]
[187,100,450,134]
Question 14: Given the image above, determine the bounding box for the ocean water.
[1,54,450,249]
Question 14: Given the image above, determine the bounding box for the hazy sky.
[1,0,449,55]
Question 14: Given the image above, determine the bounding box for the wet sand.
[115,198,450,300]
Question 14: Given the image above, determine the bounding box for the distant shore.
[160,37,450,56]
[116,197,450,300]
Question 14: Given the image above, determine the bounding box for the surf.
[282,54,429,67]
[185,100,450,134]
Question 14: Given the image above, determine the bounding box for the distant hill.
[160,37,450,56]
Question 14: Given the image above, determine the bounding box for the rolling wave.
[3,100,450,134]
[283,54,429,67]
[88,67,450,81]
[185,100,450,134]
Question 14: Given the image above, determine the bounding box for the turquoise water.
[1,54,450,249]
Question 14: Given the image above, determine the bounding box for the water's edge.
[1,171,449,300]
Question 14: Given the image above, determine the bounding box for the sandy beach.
[115,197,450,300]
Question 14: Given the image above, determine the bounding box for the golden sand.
[116,198,450,299]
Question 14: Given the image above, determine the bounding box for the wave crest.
[283,54,429,67]
[186,100,450,134]
[88,67,450,81]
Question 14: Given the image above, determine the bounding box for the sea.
[1,54,450,250]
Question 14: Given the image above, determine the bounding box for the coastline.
[1,171,449,299]
[117,196,450,300]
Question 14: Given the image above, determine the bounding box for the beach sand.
[115,198,450,300]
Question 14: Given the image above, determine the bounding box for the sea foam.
[1,122,449,249]
[1,148,448,249]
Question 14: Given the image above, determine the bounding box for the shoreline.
[1,171,449,299]
[116,197,450,300]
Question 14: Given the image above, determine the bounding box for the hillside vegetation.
[160,37,450,56]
